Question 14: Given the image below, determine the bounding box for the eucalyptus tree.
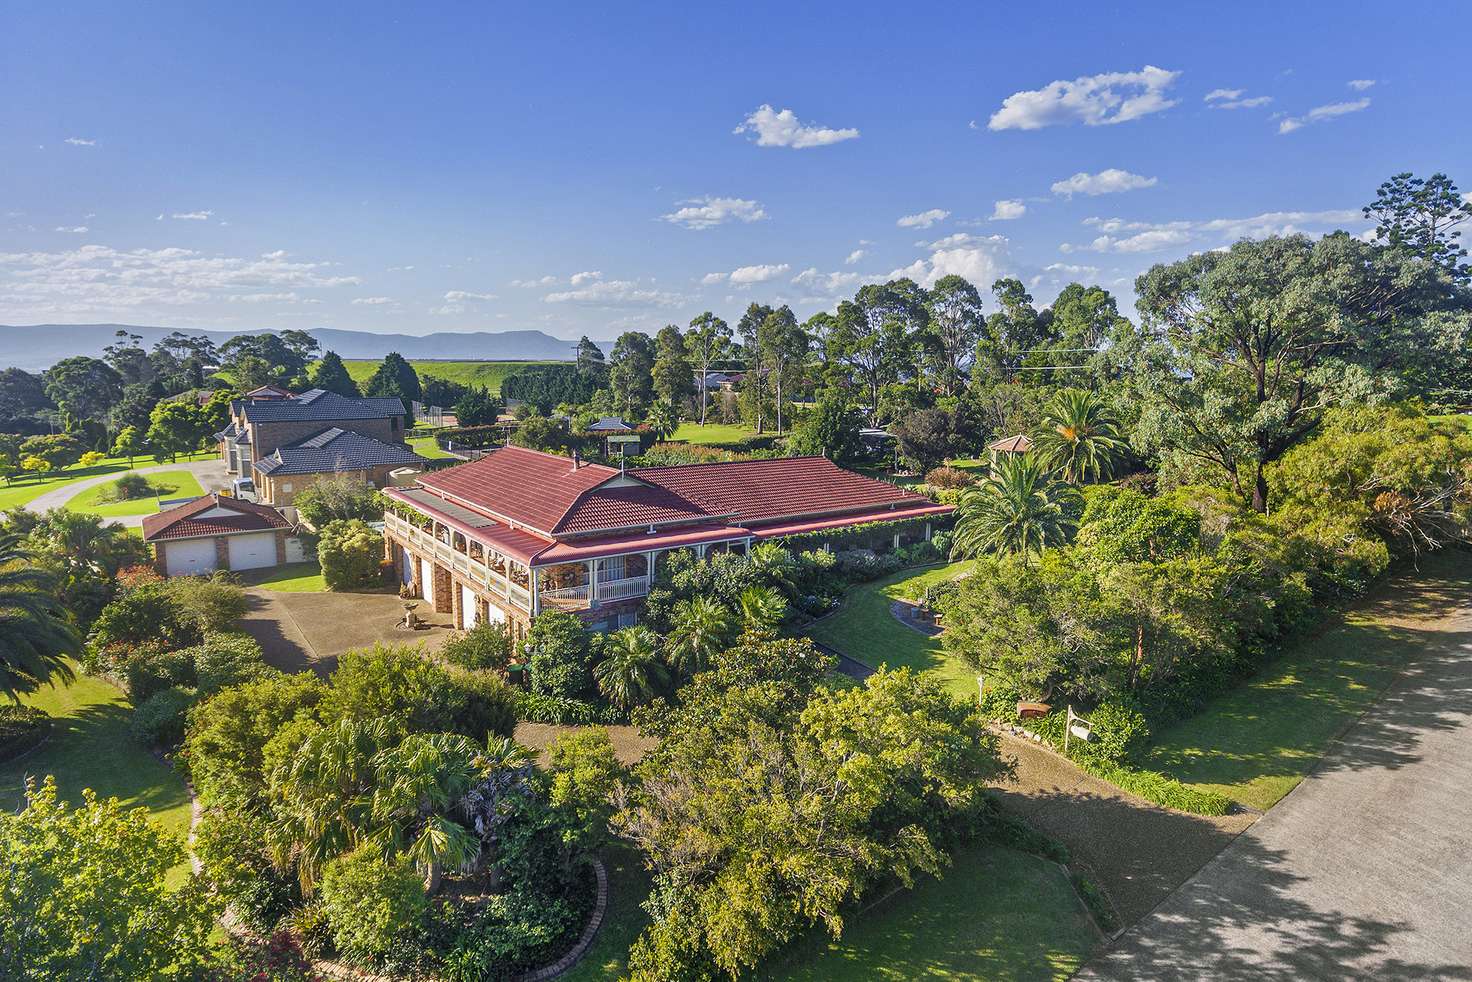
[685,312,731,425]
[925,274,985,395]
[951,454,1080,565]
[758,305,807,433]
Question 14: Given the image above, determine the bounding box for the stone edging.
[515,857,609,982]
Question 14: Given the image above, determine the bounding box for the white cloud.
[1051,169,1158,197]
[510,275,558,288]
[1205,88,1273,109]
[886,233,1011,289]
[991,199,1027,220]
[352,296,394,305]
[569,270,602,286]
[0,244,360,315]
[1278,98,1370,134]
[444,290,496,302]
[897,208,950,229]
[791,267,867,294]
[1066,208,1365,253]
[171,210,214,221]
[229,292,300,304]
[63,137,96,147]
[921,232,992,250]
[543,279,684,308]
[661,196,767,230]
[733,104,859,149]
[703,264,791,287]
[988,65,1180,130]
[845,248,867,264]
[386,264,416,272]
[53,226,89,234]
[1087,228,1194,253]
[1043,262,1101,276]
[1347,79,1376,91]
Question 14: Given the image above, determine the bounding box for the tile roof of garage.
[141,493,293,542]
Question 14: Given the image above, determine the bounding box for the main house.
[382,445,952,637]
[217,387,426,506]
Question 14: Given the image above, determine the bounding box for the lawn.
[0,448,214,512]
[558,845,652,982]
[64,469,206,517]
[765,843,1097,981]
[236,561,327,592]
[804,562,977,700]
[1147,549,1472,811]
[409,434,457,460]
[0,670,191,838]
[341,359,559,395]
[670,421,763,446]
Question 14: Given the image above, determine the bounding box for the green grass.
[0,448,214,512]
[0,670,191,837]
[764,843,1096,981]
[805,562,977,701]
[341,359,560,395]
[64,470,206,517]
[558,845,652,982]
[1147,549,1472,811]
[236,561,327,592]
[670,421,763,446]
[409,434,456,460]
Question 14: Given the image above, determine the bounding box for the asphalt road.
[1077,572,1472,981]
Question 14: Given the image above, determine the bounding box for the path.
[22,458,229,525]
[1077,573,1472,980]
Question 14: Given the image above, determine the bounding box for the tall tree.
[219,333,317,388]
[103,330,152,386]
[978,279,1055,385]
[1129,233,1461,512]
[0,368,52,431]
[575,336,609,388]
[828,282,921,423]
[758,306,806,433]
[1048,283,1130,381]
[1364,171,1472,282]
[309,350,362,397]
[685,312,731,425]
[42,356,123,428]
[1033,388,1126,483]
[951,454,1080,565]
[651,325,694,410]
[0,531,78,700]
[736,303,774,432]
[364,352,422,424]
[609,332,656,418]
[925,275,984,396]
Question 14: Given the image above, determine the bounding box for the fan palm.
[646,401,680,442]
[951,454,1080,566]
[594,626,669,709]
[737,584,788,637]
[747,542,797,595]
[0,531,78,701]
[666,596,735,674]
[370,732,483,893]
[1032,388,1126,484]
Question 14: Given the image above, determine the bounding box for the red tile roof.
[750,502,953,539]
[533,523,750,566]
[554,482,709,535]
[416,446,619,535]
[633,456,930,525]
[384,486,553,564]
[141,493,292,542]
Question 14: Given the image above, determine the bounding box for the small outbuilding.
[141,493,296,577]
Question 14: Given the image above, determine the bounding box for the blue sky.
[3,1,1468,341]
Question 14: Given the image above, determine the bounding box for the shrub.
[293,476,384,528]
[1084,700,1151,765]
[436,888,584,982]
[116,564,165,592]
[925,466,973,490]
[323,644,465,736]
[105,472,156,502]
[514,691,621,725]
[440,621,511,672]
[547,729,624,850]
[317,520,383,591]
[211,932,322,982]
[184,672,327,808]
[318,848,428,969]
[523,610,594,702]
[280,901,334,960]
[78,450,106,468]
[122,644,197,703]
[444,667,519,741]
[131,686,196,747]
[195,810,300,932]
[0,705,49,759]
[163,572,249,633]
[188,632,271,695]
[89,585,201,653]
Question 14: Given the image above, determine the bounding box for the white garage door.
[462,584,479,629]
[166,538,217,577]
[421,557,434,605]
[228,532,278,571]
[483,602,506,625]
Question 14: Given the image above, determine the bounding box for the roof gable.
[142,492,292,541]
[415,446,622,535]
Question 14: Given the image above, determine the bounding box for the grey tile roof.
[254,427,425,477]
[240,388,405,423]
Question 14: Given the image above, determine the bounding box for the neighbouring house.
[216,387,416,493]
[381,445,951,638]
[142,492,298,577]
[253,427,428,505]
[585,416,634,432]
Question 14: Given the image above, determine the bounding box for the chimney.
[572,449,581,471]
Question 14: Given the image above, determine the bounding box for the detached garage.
[142,493,295,577]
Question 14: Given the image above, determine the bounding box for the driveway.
[22,458,231,526]
[1077,574,1472,980]
[240,587,455,675]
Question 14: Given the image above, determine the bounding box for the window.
[281,482,293,492]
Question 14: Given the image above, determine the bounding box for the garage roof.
[141,492,293,542]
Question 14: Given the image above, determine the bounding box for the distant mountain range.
[0,324,606,372]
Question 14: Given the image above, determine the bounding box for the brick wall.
[246,416,401,459]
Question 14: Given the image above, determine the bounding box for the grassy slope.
[669,421,762,446]
[1147,549,1472,811]
[0,448,214,511]
[64,470,206,516]
[237,561,327,592]
[409,434,455,459]
[804,562,977,701]
[341,359,559,394]
[0,671,191,836]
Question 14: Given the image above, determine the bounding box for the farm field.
[341,359,561,394]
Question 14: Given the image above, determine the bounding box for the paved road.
[22,458,230,526]
[1078,569,1472,981]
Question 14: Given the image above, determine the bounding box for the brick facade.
[249,415,402,460]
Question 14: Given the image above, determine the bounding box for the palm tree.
[951,454,1080,566]
[33,509,133,576]
[666,596,734,674]
[646,401,679,442]
[737,585,788,637]
[594,626,669,709]
[370,732,482,893]
[0,531,78,701]
[1032,388,1126,484]
[747,542,797,596]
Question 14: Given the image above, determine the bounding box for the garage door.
[421,557,434,605]
[227,532,278,571]
[166,538,217,577]
[462,584,479,629]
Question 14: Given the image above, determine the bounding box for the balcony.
[384,511,532,613]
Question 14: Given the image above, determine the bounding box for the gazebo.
[986,433,1032,464]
